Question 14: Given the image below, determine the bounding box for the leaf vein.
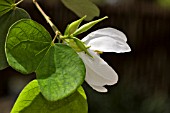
[22,21,51,42]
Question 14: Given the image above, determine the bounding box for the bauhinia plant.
[0,0,131,113]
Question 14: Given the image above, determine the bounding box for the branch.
[33,0,60,36]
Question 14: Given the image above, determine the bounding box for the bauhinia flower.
[78,27,131,92]
[62,16,131,92]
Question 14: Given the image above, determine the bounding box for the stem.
[52,31,60,44]
[15,0,24,6]
[33,0,60,35]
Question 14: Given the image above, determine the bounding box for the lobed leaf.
[36,43,86,101]
[0,8,30,70]
[11,80,88,113]
[6,19,52,74]
[5,19,85,101]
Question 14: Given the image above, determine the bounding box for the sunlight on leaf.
[5,19,85,101]
[11,80,88,113]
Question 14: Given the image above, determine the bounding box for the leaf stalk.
[52,31,61,44]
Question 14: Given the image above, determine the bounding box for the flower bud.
[73,16,108,36]
[64,16,86,35]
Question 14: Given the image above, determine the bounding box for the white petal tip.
[115,45,131,53]
[108,80,118,85]
[90,84,108,92]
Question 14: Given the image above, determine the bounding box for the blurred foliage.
[157,0,170,8]
[61,0,100,21]
[90,0,105,5]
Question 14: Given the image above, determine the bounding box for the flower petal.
[90,84,108,92]
[78,50,118,88]
[82,28,131,53]
[82,27,127,42]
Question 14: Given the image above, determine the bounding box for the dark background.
[0,0,170,113]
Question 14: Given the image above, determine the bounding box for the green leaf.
[61,0,100,21]
[0,8,30,70]
[0,0,15,16]
[6,19,52,74]
[5,19,85,101]
[11,80,88,113]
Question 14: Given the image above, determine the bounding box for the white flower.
[78,28,131,92]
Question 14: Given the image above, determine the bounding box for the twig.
[52,31,60,44]
[15,0,24,6]
[33,0,61,39]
